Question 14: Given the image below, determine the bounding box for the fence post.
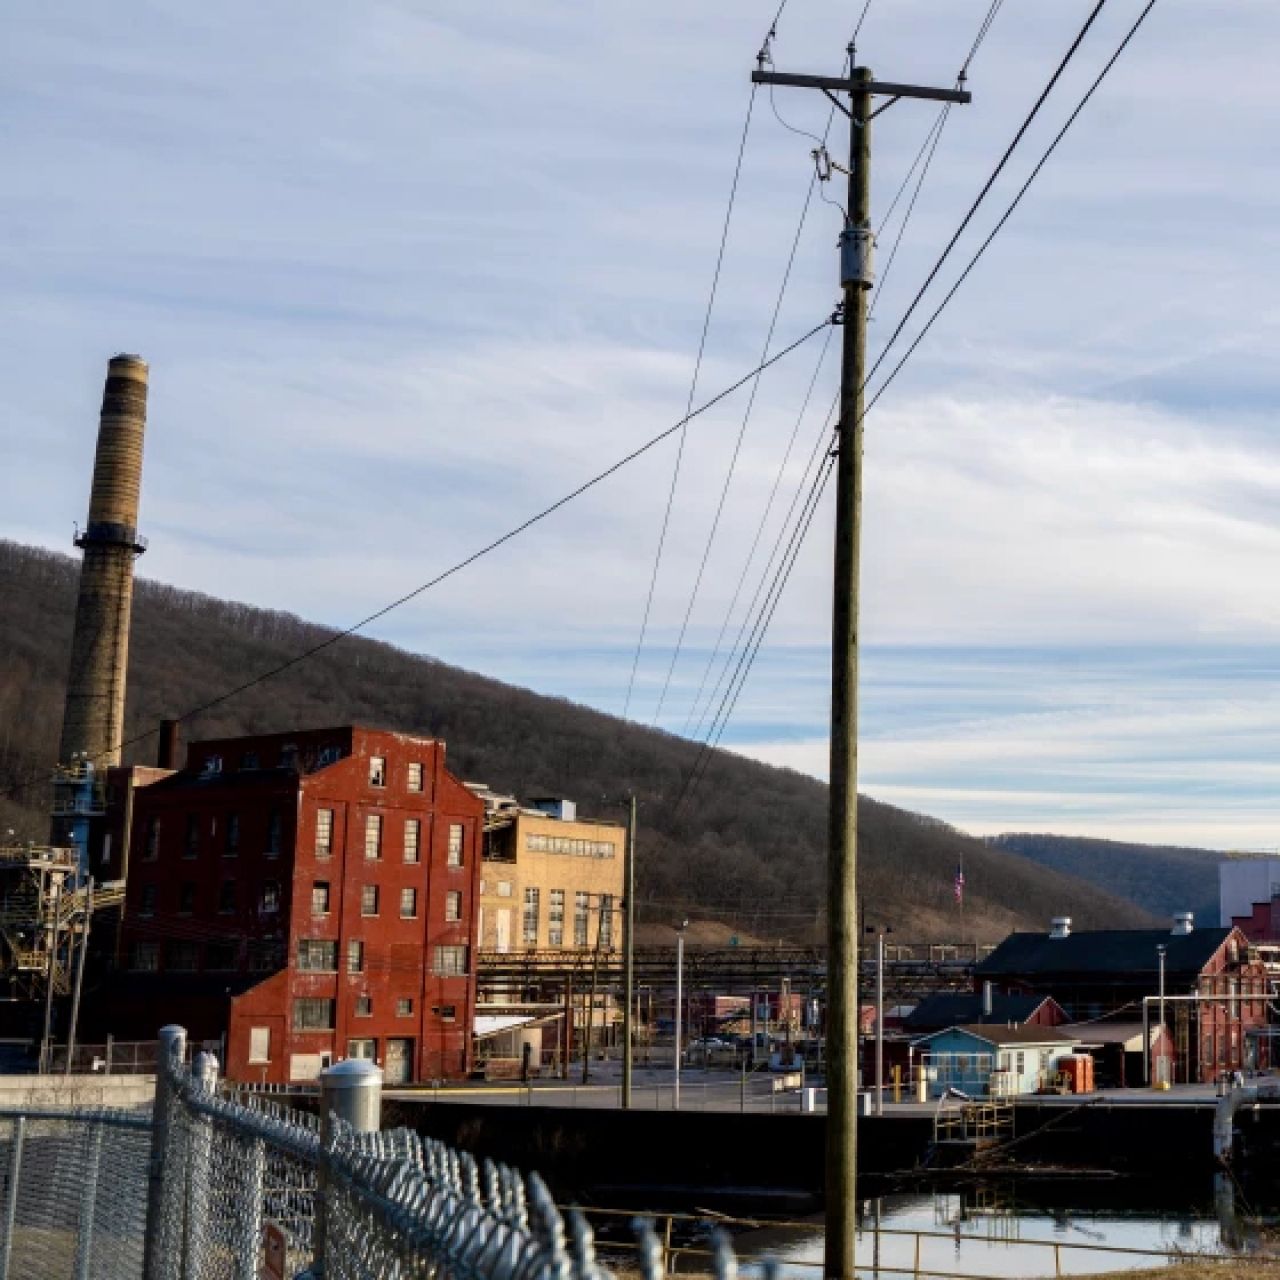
[312,1058,383,1276]
[182,1052,218,1280]
[236,1137,266,1280]
[0,1116,25,1280]
[73,1123,103,1280]
[142,1024,187,1280]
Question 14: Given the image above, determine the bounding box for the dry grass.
[1090,1264,1280,1280]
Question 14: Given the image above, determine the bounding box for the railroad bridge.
[477,941,991,1010]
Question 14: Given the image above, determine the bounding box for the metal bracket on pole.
[752,69,971,105]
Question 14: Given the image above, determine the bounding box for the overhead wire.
[648,165,818,725]
[678,0,1000,744]
[680,331,835,737]
[620,84,761,720]
[864,0,1112,388]
[676,0,1160,808]
[661,30,859,732]
[865,0,1164,414]
[0,316,834,806]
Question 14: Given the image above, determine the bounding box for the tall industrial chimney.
[57,355,149,769]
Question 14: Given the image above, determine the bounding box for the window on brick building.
[184,815,199,859]
[347,940,365,973]
[240,751,259,771]
[248,943,283,972]
[445,891,462,923]
[298,939,338,972]
[207,942,237,971]
[131,942,159,972]
[433,945,468,976]
[369,756,386,787]
[433,1005,457,1022]
[249,1027,271,1064]
[574,892,589,947]
[548,890,564,947]
[266,809,282,857]
[447,824,464,867]
[404,819,421,864]
[225,813,240,856]
[260,881,280,914]
[396,997,413,1018]
[361,885,380,917]
[167,942,199,972]
[312,881,331,916]
[218,880,237,915]
[400,888,418,919]
[364,814,382,861]
[407,762,424,792]
[522,888,540,945]
[143,818,160,862]
[315,809,334,859]
[139,884,157,917]
[178,882,196,916]
[355,996,373,1018]
[293,998,336,1031]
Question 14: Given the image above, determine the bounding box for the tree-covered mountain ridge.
[1,537,1155,941]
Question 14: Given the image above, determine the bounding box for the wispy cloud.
[3,1,1280,845]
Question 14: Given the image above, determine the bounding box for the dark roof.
[903,993,1053,1031]
[914,1024,1071,1047]
[976,928,1234,978]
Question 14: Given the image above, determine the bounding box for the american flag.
[954,863,965,904]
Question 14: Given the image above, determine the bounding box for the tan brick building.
[473,796,625,953]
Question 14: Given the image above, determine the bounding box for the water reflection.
[721,1178,1272,1279]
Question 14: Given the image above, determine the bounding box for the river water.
[711,1177,1275,1278]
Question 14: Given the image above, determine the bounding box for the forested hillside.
[989,833,1221,924]
[0,538,1151,941]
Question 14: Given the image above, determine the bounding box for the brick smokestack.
[57,354,149,768]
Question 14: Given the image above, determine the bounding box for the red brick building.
[975,918,1270,1083]
[108,725,483,1084]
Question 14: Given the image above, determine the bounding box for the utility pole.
[753,54,969,1280]
[623,795,637,1108]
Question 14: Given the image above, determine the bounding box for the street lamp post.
[674,919,688,1111]
[1157,943,1167,1086]
[866,924,891,1114]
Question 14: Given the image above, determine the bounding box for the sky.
[3,1,1280,848]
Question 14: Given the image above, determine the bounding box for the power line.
[677,428,838,812]
[680,332,835,736]
[621,85,760,720]
[676,0,1157,808]
[866,0,1164,413]
[865,0,1112,388]
[649,168,821,725]
[679,0,1005,744]
[0,316,834,806]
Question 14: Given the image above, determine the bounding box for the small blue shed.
[911,1024,1072,1098]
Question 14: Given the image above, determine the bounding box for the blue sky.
[3,2,1280,848]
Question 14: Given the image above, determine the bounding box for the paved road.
[388,1065,1273,1113]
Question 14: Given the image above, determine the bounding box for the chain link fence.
[0,1025,749,1280]
[0,1106,152,1279]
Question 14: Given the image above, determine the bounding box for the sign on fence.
[261,1221,287,1280]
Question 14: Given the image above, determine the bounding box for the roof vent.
[1050,916,1072,939]
[1172,912,1194,936]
